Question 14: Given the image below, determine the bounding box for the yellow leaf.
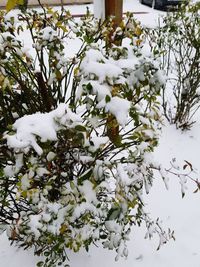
[55,70,62,81]
[74,67,79,77]
[106,114,122,147]
[135,26,142,37]
[21,190,27,198]
[56,21,68,32]
[111,85,120,97]
[6,0,24,12]
[60,224,67,234]
[6,0,17,11]
[18,0,24,5]
[136,39,142,47]
[0,73,5,86]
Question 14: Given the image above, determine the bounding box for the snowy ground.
[1,1,200,267]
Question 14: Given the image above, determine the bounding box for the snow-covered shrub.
[0,6,172,267]
[147,1,200,129]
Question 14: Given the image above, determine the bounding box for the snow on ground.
[1,1,200,267]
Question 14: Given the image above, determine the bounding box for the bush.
[147,1,200,129]
[0,5,173,267]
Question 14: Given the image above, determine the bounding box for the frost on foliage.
[0,7,171,267]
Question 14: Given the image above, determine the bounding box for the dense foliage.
[0,4,182,267]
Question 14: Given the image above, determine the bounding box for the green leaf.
[105,95,111,103]
[83,35,94,44]
[86,83,93,92]
[107,205,121,220]
[136,87,140,97]
[0,168,4,177]
[132,113,139,127]
[44,251,50,256]
[78,169,93,185]
[36,261,44,267]
[74,125,87,132]
[100,234,107,239]
[70,181,75,190]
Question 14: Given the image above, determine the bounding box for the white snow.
[40,27,57,42]
[105,96,131,126]
[28,214,43,240]
[1,1,200,267]
[93,0,105,19]
[5,110,60,155]
[81,49,123,83]
[88,135,109,152]
[79,180,98,204]
[5,104,82,155]
[105,221,123,234]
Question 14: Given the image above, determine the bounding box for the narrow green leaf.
[74,125,87,132]
[78,169,93,185]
